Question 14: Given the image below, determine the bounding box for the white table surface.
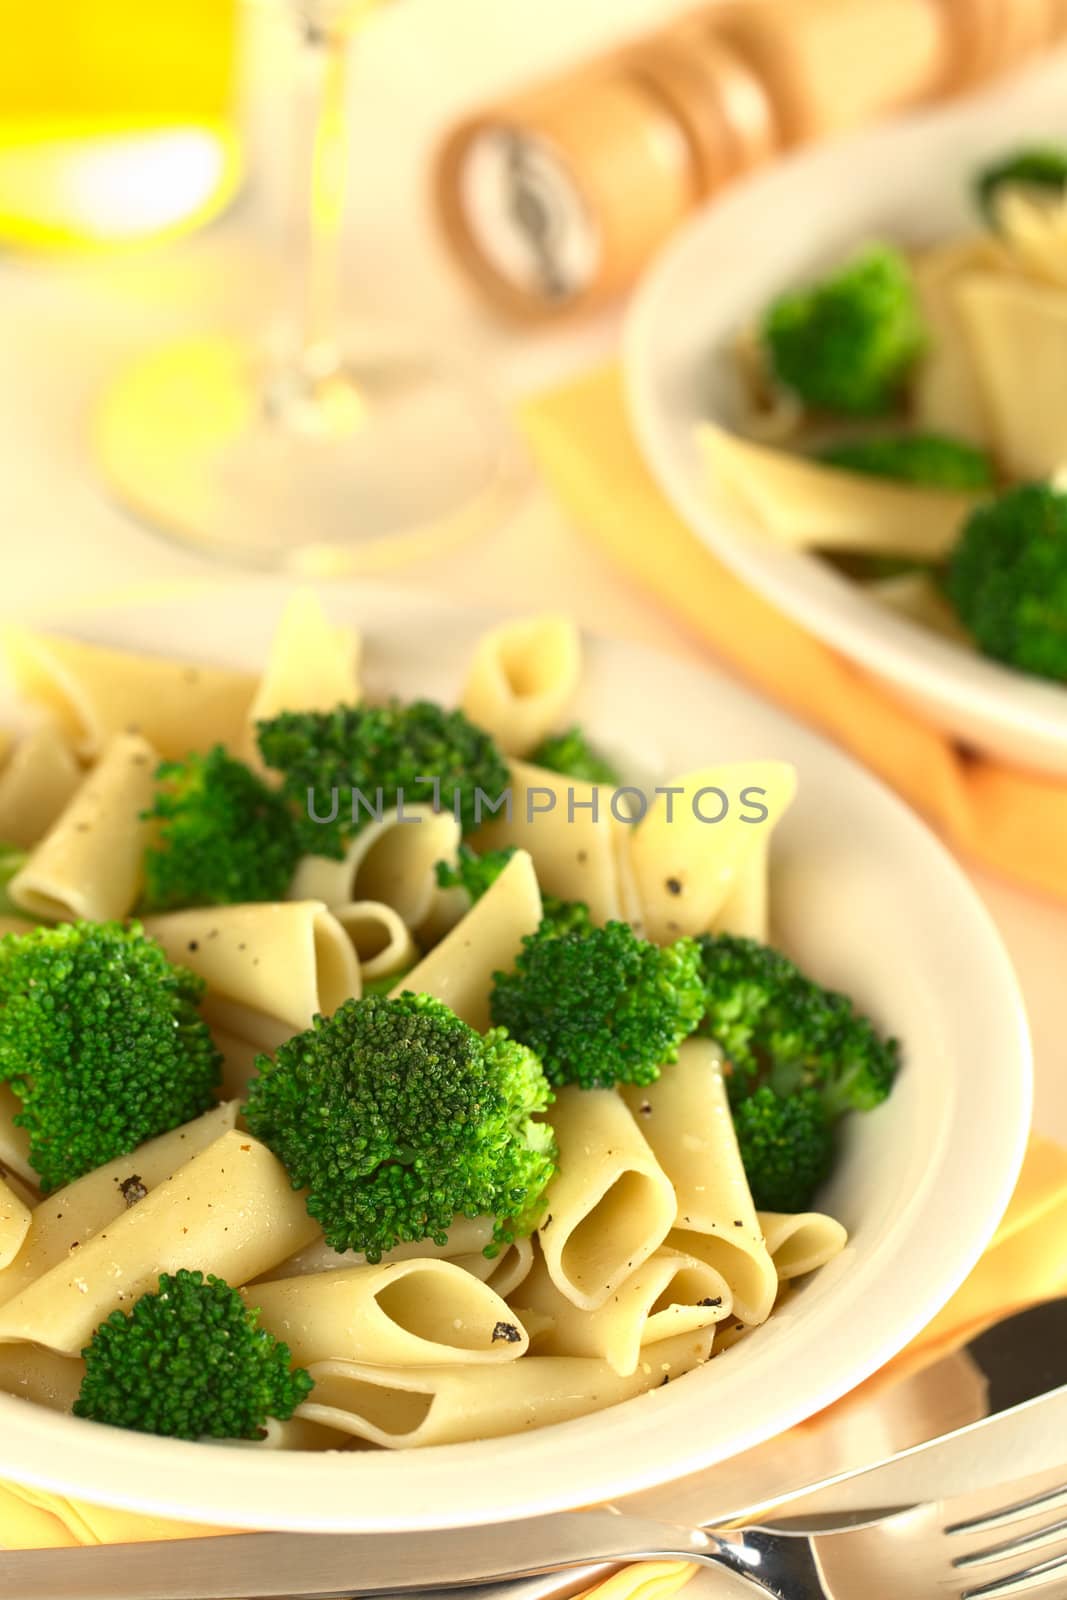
[0,0,1063,1149]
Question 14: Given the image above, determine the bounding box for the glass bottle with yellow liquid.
[94,0,518,572]
[0,0,241,248]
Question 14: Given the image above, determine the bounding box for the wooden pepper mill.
[434,0,1067,320]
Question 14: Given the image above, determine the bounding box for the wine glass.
[95,0,521,574]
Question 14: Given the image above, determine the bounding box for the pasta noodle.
[296,1327,714,1449]
[460,616,581,757]
[537,1088,676,1313]
[0,628,256,760]
[711,834,768,941]
[289,805,461,939]
[696,421,983,557]
[8,733,158,923]
[453,1235,534,1299]
[475,760,626,925]
[0,1084,35,1191]
[730,323,806,443]
[515,1244,732,1375]
[0,725,82,849]
[992,187,1067,290]
[759,1211,848,1281]
[247,589,361,731]
[391,849,542,1032]
[622,1039,778,1326]
[954,270,1067,482]
[258,1215,497,1282]
[0,1176,31,1271]
[0,1131,320,1354]
[0,1344,85,1414]
[142,901,359,1032]
[909,237,998,444]
[0,1102,240,1308]
[864,572,972,642]
[332,900,419,984]
[244,1260,531,1367]
[628,762,795,944]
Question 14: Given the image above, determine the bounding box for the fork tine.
[953,1514,1067,1569]
[959,1546,1067,1599]
[947,1485,1067,1538]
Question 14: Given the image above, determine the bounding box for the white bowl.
[624,56,1067,777]
[0,579,1031,1533]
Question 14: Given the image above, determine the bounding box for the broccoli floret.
[435,843,518,903]
[256,700,510,858]
[817,432,994,490]
[529,726,622,787]
[539,895,594,938]
[0,921,221,1191]
[732,1085,834,1213]
[946,483,1067,683]
[697,934,898,1120]
[74,1270,312,1440]
[0,843,28,919]
[976,145,1067,223]
[490,922,704,1090]
[141,746,301,911]
[762,245,925,417]
[244,993,556,1260]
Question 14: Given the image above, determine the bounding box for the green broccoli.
[0,844,28,919]
[697,934,899,1120]
[539,895,594,938]
[435,843,518,903]
[817,432,994,491]
[141,746,301,911]
[0,921,221,1191]
[529,726,622,787]
[976,144,1067,224]
[490,921,704,1089]
[762,244,925,417]
[946,482,1067,683]
[244,993,556,1260]
[74,1270,313,1440]
[732,1085,834,1213]
[256,700,510,858]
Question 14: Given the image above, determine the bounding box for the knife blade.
[2,1297,1066,1600]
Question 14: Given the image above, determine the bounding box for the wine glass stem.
[295,5,353,374]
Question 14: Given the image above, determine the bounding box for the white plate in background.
[624,57,1067,776]
[0,579,1031,1531]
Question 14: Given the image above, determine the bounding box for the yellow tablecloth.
[520,366,1067,906]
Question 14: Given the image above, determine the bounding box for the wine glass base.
[95,333,526,574]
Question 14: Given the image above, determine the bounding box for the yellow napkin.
[519,366,1067,905]
[2,1134,1067,1600]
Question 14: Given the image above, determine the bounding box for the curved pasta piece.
[255,1214,497,1283]
[460,616,581,757]
[143,901,359,1032]
[711,834,768,941]
[247,589,361,732]
[453,1235,535,1300]
[537,1088,676,1313]
[696,422,983,558]
[0,1344,85,1413]
[0,1131,320,1354]
[628,762,795,944]
[296,1327,713,1448]
[289,805,461,938]
[0,725,82,849]
[622,1039,778,1326]
[391,849,542,1033]
[213,1026,265,1102]
[758,1211,848,1281]
[333,900,419,983]
[239,1415,349,1451]
[244,1260,530,1367]
[474,760,625,926]
[0,1084,35,1190]
[0,1176,31,1271]
[730,324,806,443]
[0,1102,239,1308]
[954,270,1067,480]
[909,237,999,444]
[8,733,158,923]
[516,1245,732,1375]
[993,187,1067,290]
[864,572,972,643]
[0,628,256,761]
